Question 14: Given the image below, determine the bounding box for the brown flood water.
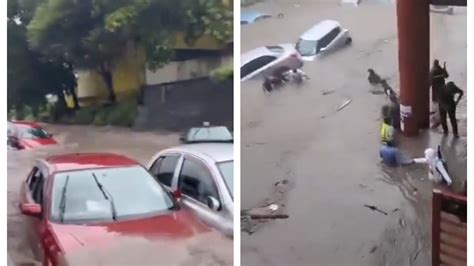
[7,125,232,265]
[241,1,466,265]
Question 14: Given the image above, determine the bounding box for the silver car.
[241,44,304,81]
[147,141,233,237]
[295,20,352,61]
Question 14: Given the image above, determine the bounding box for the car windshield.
[296,39,318,56]
[185,126,233,143]
[19,127,50,139]
[50,166,176,223]
[217,161,234,198]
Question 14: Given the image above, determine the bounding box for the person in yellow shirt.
[380,116,395,146]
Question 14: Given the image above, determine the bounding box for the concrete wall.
[145,55,233,85]
[133,78,233,131]
[76,44,146,105]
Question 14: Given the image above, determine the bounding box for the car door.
[22,165,49,262]
[176,155,226,232]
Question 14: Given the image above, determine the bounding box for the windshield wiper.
[59,175,70,223]
[92,173,117,221]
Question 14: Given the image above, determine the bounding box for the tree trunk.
[99,69,116,103]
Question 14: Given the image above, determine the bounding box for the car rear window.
[265,45,284,54]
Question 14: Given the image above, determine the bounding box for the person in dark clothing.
[368,69,382,85]
[429,60,449,103]
[438,81,463,137]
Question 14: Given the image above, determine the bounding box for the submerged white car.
[147,125,234,237]
[241,44,304,82]
[295,20,352,61]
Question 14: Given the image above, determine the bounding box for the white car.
[147,125,234,237]
[295,20,352,61]
[241,44,304,82]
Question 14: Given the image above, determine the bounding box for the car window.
[19,127,50,139]
[178,157,219,205]
[317,27,341,52]
[50,166,176,223]
[150,155,180,187]
[28,167,41,191]
[241,55,277,78]
[296,39,317,56]
[28,168,45,205]
[217,160,233,198]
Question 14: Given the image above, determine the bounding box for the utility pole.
[396,0,430,136]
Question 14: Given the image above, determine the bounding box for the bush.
[73,107,97,124]
[210,64,233,83]
[105,100,137,127]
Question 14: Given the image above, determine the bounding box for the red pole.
[396,0,430,135]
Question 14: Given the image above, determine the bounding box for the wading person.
[379,142,414,167]
[429,60,449,127]
[438,81,463,138]
[380,110,396,145]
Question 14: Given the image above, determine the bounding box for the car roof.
[43,153,140,173]
[300,20,341,41]
[241,43,295,66]
[165,143,233,163]
[11,120,42,128]
[241,10,270,24]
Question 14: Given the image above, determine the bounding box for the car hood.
[20,137,57,148]
[52,210,210,253]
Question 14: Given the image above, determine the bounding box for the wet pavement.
[7,124,232,265]
[241,1,466,265]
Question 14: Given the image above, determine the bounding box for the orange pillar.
[396,0,430,136]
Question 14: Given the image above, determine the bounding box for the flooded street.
[7,124,232,265]
[241,1,466,265]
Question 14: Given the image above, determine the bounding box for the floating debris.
[364,204,388,215]
[322,90,336,95]
[268,204,279,211]
[337,99,352,112]
[370,245,378,254]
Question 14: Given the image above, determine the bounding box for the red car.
[19,153,210,265]
[8,121,57,150]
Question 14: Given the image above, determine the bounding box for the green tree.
[8,0,77,117]
[27,0,233,103]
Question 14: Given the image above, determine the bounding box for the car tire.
[345,37,352,45]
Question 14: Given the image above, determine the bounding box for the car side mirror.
[171,189,181,199]
[20,203,42,217]
[207,196,221,211]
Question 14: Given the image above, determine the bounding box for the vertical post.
[432,189,442,266]
[396,0,430,135]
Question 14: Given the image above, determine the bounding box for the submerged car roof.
[300,20,341,41]
[167,143,233,163]
[241,10,271,24]
[44,153,139,173]
[241,43,295,66]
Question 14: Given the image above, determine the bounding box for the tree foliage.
[26,0,233,102]
[8,0,76,114]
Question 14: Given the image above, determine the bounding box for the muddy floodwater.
[241,1,466,265]
[7,125,232,265]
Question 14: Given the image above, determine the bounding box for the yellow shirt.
[380,122,394,144]
[65,94,75,109]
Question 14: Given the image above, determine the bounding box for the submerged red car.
[8,121,57,149]
[19,153,210,266]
